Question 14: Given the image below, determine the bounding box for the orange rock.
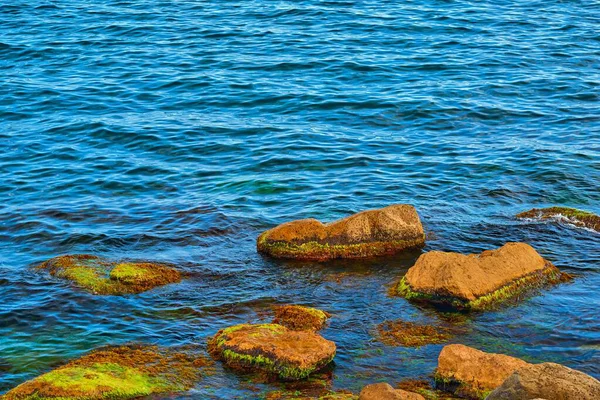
[487,362,600,400]
[359,383,425,400]
[273,305,330,331]
[257,204,425,260]
[435,344,530,399]
[396,242,569,310]
[208,324,336,380]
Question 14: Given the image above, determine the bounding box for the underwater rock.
[394,242,570,310]
[273,305,331,331]
[434,344,529,399]
[37,254,181,295]
[486,362,600,400]
[517,206,600,232]
[375,320,452,347]
[208,323,336,380]
[2,344,209,400]
[257,204,425,260]
[359,383,425,400]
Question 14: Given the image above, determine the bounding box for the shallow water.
[0,0,599,397]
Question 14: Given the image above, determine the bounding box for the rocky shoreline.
[3,204,599,399]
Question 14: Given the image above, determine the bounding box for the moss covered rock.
[37,254,181,295]
[2,344,210,400]
[257,204,425,260]
[375,320,452,348]
[434,344,530,399]
[273,305,330,331]
[208,323,336,380]
[517,206,600,232]
[394,242,570,310]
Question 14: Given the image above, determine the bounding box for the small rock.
[375,320,452,347]
[486,362,600,400]
[517,206,600,232]
[273,305,330,331]
[395,242,569,310]
[257,204,425,260]
[359,383,425,400]
[435,344,529,399]
[208,323,336,380]
[37,254,181,295]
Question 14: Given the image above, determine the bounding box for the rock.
[394,242,570,310]
[208,323,336,380]
[486,362,600,400]
[257,204,425,260]
[375,320,452,347]
[36,254,181,295]
[2,344,209,400]
[359,383,425,400]
[434,344,530,399]
[517,206,600,232]
[273,305,331,331]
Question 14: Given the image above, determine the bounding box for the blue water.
[1,0,599,397]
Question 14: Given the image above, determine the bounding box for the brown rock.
[208,323,336,380]
[273,305,330,331]
[359,383,425,400]
[487,362,600,400]
[257,204,425,260]
[435,344,530,399]
[517,206,600,232]
[396,242,568,310]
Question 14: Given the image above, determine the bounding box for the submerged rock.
[375,320,452,347]
[434,344,529,399]
[359,383,425,400]
[517,206,600,232]
[37,254,181,295]
[257,204,425,260]
[208,323,336,380]
[394,242,570,310]
[487,362,600,400]
[273,305,331,331]
[2,344,209,400]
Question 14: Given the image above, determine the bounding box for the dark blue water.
[1,0,599,397]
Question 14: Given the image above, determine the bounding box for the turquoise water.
[1,0,599,397]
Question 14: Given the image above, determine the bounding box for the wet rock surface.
[359,383,425,400]
[1,344,209,400]
[517,206,600,232]
[257,204,425,260]
[273,305,331,331]
[36,254,181,295]
[208,323,336,380]
[487,362,600,400]
[434,344,530,399]
[395,242,569,310]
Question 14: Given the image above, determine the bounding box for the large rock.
[208,323,336,380]
[486,362,600,400]
[359,383,425,400]
[2,345,209,400]
[257,204,425,260]
[517,206,600,232]
[395,242,569,310]
[37,254,181,295]
[435,344,530,399]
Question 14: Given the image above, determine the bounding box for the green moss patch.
[258,236,425,261]
[36,255,181,295]
[393,263,571,311]
[375,320,452,347]
[2,344,211,400]
[517,206,600,232]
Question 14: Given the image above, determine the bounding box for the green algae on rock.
[257,204,425,260]
[2,344,210,400]
[375,320,452,348]
[273,305,331,331]
[36,254,181,295]
[208,323,336,380]
[517,206,600,232]
[393,243,571,311]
